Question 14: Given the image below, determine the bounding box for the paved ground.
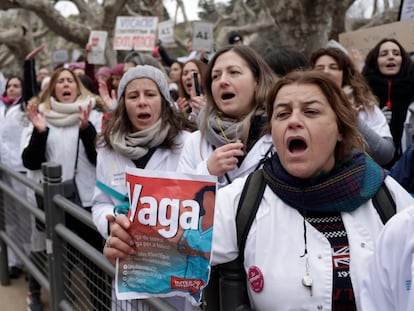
[0,273,50,311]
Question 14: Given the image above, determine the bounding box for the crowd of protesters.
[1,31,414,311]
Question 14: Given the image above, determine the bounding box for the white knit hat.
[117,65,174,106]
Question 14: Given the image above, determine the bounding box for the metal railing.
[0,162,177,311]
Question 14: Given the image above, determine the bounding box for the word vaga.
[128,183,200,239]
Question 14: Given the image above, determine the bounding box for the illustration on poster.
[128,182,201,239]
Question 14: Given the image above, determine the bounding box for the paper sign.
[158,20,175,45]
[114,16,158,51]
[400,0,414,21]
[115,167,217,304]
[192,22,214,52]
[87,30,108,65]
[339,20,414,59]
[52,49,69,64]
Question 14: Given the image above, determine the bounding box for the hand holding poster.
[115,167,217,305]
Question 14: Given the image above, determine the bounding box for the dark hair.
[102,84,197,151]
[264,47,309,77]
[362,38,412,77]
[178,59,208,100]
[310,47,378,110]
[3,76,23,97]
[195,185,216,216]
[266,70,366,163]
[201,45,276,145]
[78,74,98,94]
[228,33,243,45]
[124,51,162,69]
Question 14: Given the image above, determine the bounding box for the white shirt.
[358,105,392,139]
[92,131,190,239]
[21,109,103,207]
[91,131,199,311]
[361,204,414,311]
[211,175,414,311]
[177,131,274,188]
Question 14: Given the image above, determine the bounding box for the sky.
[55,0,229,21]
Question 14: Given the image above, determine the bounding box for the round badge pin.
[248,266,264,292]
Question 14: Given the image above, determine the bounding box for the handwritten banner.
[114,16,158,51]
[400,0,414,21]
[158,20,175,45]
[192,22,214,52]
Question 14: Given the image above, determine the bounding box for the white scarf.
[39,96,96,127]
[110,118,170,160]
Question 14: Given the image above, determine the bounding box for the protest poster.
[158,20,175,45]
[87,30,108,65]
[338,20,414,59]
[114,16,158,51]
[52,49,69,64]
[192,22,214,52]
[399,0,414,21]
[115,167,217,304]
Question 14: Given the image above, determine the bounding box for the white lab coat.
[91,130,199,311]
[92,131,190,239]
[21,109,103,207]
[177,130,274,188]
[211,175,414,311]
[360,204,414,311]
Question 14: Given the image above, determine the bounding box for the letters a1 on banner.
[158,20,175,45]
[192,22,214,52]
[114,16,158,51]
[115,167,217,305]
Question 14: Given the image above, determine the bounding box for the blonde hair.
[30,67,106,111]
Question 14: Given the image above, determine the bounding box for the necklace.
[217,117,241,144]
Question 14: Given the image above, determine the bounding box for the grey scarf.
[201,108,266,147]
[202,109,245,147]
[39,96,95,127]
[110,118,170,160]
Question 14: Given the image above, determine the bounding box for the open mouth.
[386,63,396,68]
[288,138,307,153]
[221,93,235,100]
[62,91,72,99]
[138,113,151,120]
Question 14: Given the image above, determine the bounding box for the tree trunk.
[261,0,355,54]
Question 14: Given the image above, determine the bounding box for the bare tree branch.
[2,0,90,44]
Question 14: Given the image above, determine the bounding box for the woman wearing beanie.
[94,65,197,310]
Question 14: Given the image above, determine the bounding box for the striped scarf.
[262,151,386,212]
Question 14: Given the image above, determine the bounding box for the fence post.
[42,162,65,311]
[0,170,10,286]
